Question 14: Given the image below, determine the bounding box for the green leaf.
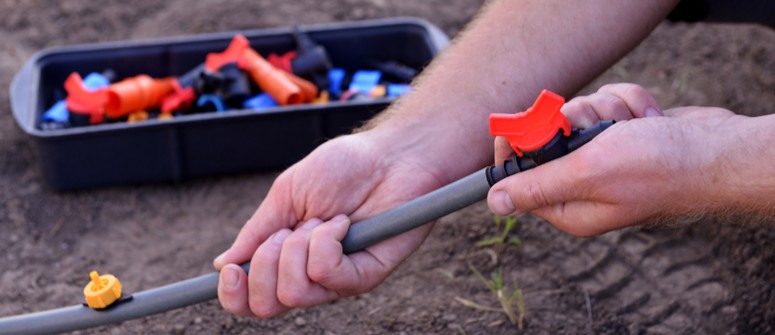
[477,238,502,247]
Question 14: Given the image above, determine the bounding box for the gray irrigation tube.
[0,168,493,335]
[0,121,612,335]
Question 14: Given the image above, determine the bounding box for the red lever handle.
[64,73,109,125]
[489,89,571,157]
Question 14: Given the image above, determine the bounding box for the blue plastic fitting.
[328,68,346,98]
[387,84,411,97]
[82,72,111,89]
[243,93,278,110]
[196,94,225,112]
[349,70,382,94]
[42,101,69,123]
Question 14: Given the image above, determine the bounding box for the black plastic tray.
[10,17,448,191]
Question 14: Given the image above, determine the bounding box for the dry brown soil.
[0,1,773,334]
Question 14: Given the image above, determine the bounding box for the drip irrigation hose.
[0,121,613,335]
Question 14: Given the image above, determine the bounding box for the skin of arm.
[213,0,681,318]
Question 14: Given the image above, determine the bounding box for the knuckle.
[522,182,551,208]
[277,287,307,307]
[249,297,277,318]
[597,94,624,109]
[282,231,306,249]
[600,82,636,94]
[622,83,647,97]
[597,83,617,93]
[307,263,334,284]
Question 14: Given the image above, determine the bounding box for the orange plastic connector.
[313,90,330,104]
[104,75,175,118]
[127,111,149,123]
[489,89,571,157]
[280,70,318,103]
[207,34,314,105]
[240,48,304,105]
[83,271,122,309]
[64,73,109,124]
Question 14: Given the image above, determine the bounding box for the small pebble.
[294,316,307,326]
[223,317,235,330]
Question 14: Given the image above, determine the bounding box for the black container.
[10,18,448,191]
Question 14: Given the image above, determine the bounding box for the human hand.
[488,83,739,236]
[213,129,450,317]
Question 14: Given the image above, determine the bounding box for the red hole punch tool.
[489,89,571,158]
[485,89,614,184]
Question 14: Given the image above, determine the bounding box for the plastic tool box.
[10,17,449,191]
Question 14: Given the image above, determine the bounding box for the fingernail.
[221,266,240,289]
[644,107,661,117]
[491,191,516,216]
[213,252,226,267]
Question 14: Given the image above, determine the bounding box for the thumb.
[487,155,583,216]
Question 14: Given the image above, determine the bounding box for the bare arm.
[368,0,680,184]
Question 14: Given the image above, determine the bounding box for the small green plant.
[477,216,521,262]
[455,265,526,329]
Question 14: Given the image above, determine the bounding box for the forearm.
[709,113,775,219]
[366,0,679,183]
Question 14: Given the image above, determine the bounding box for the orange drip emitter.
[83,271,123,309]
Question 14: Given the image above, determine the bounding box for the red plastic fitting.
[489,89,571,157]
[205,34,249,72]
[161,80,196,113]
[64,73,109,125]
[267,51,296,73]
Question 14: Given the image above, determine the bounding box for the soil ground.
[1,1,774,334]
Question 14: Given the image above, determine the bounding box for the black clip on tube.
[0,122,612,335]
[341,120,614,253]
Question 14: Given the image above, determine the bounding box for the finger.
[308,214,395,294]
[277,218,338,307]
[217,264,252,316]
[598,83,662,118]
[576,92,636,122]
[530,201,618,237]
[494,136,514,164]
[214,172,296,269]
[664,106,734,119]
[562,97,601,129]
[487,153,587,216]
[307,215,364,292]
[247,229,293,318]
